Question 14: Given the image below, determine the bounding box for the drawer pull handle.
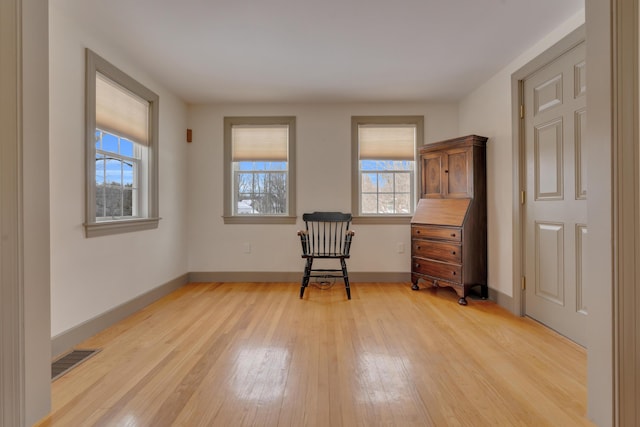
[450,233,456,237]
[452,251,456,255]
[417,246,421,250]
[444,169,449,173]
[415,263,420,268]
[452,272,456,275]
[416,230,420,234]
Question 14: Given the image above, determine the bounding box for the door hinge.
[520,104,524,119]
[520,190,526,205]
[521,276,526,291]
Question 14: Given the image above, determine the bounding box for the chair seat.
[302,253,350,258]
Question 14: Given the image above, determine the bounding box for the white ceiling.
[54,0,584,104]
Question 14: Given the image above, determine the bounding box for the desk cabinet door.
[421,147,473,199]
[421,152,444,198]
[445,147,473,198]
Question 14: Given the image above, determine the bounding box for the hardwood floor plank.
[36,282,594,427]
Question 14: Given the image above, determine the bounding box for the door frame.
[611,0,639,424]
[0,0,25,425]
[511,25,586,317]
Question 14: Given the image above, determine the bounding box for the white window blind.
[96,72,150,145]
[358,124,416,160]
[232,125,288,161]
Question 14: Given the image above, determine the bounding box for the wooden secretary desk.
[410,135,488,305]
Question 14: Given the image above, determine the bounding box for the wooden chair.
[297,212,355,299]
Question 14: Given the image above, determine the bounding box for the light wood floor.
[36,282,594,427]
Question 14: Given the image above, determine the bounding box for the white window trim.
[84,49,160,237]
[223,116,296,224]
[351,116,424,225]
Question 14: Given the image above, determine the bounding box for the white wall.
[187,103,458,274]
[49,5,189,337]
[458,10,585,298]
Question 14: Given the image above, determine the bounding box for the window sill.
[223,215,297,225]
[84,217,160,238]
[351,215,412,225]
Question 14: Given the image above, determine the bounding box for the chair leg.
[300,258,313,298]
[341,258,351,300]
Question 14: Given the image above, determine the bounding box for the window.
[223,117,296,224]
[351,116,423,224]
[95,130,139,218]
[85,49,159,237]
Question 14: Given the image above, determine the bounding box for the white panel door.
[524,41,587,346]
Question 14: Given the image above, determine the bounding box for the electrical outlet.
[243,243,251,254]
[397,243,404,254]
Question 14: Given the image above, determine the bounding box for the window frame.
[223,116,297,224]
[84,48,160,237]
[351,116,424,225]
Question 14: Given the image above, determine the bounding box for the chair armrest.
[298,230,310,255]
[343,229,355,255]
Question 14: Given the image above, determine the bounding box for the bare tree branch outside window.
[234,162,287,215]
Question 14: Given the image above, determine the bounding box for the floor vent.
[51,349,100,381]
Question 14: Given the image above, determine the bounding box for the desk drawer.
[412,240,461,264]
[411,225,462,242]
[412,258,461,283]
